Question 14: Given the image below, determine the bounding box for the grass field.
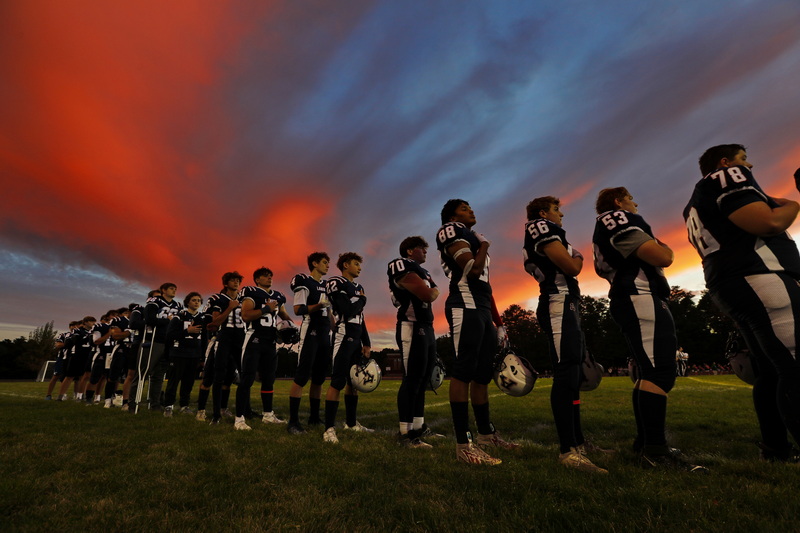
[2,375,799,532]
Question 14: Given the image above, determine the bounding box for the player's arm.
[293,288,328,316]
[446,240,489,279]
[396,272,439,303]
[635,238,674,268]
[360,322,371,357]
[110,325,130,341]
[278,304,292,322]
[240,298,264,322]
[94,328,112,346]
[329,291,366,321]
[209,298,239,327]
[541,241,583,276]
[728,199,800,237]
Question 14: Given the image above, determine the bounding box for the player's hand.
[474,232,491,246]
[227,299,240,310]
[267,300,278,312]
[362,345,371,358]
[188,325,202,334]
[794,168,800,192]
[496,325,509,350]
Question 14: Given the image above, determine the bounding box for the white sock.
[413,417,424,431]
[399,422,412,435]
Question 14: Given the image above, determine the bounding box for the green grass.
[2,376,798,532]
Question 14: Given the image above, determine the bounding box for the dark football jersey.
[435,221,492,310]
[55,332,69,360]
[387,257,436,324]
[167,309,210,357]
[326,275,366,325]
[110,315,131,347]
[684,164,800,288]
[73,326,95,356]
[91,322,115,353]
[205,292,245,330]
[145,296,183,343]
[239,285,286,337]
[290,273,330,330]
[592,210,670,299]
[523,218,581,296]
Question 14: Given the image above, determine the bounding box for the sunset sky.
[2,0,800,348]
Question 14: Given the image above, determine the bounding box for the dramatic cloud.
[2,0,800,346]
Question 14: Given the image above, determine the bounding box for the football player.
[235,267,292,430]
[57,316,97,401]
[102,307,131,408]
[685,145,800,461]
[593,187,706,472]
[120,291,158,412]
[45,321,79,400]
[322,252,373,444]
[436,199,518,466]
[143,282,183,410]
[287,252,333,435]
[388,236,440,448]
[524,197,608,473]
[163,292,209,416]
[201,271,245,424]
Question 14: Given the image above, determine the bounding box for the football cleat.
[45,395,52,400]
[476,431,521,450]
[104,399,112,409]
[323,427,339,444]
[757,442,800,463]
[179,406,195,415]
[419,424,446,439]
[640,449,708,473]
[234,418,252,431]
[163,407,173,418]
[221,408,234,418]
[343,421,375,433]
[195,411,207,422]
[559,447,608,474]
[209,417,221,425]
[577,441,615,455]
[262,411,286,424]
[456,442,502,466]
[398,433,433,449]
[120,403,130,412]
[112,395,124,407]
[287,422,307,435]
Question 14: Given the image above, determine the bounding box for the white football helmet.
[580,351,604,391]
[493,351,537,397]
[349,358,382,393]
[276,320,300,345]
[428,356,446,392]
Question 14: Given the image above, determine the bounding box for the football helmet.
[349,358,382,393]
[493,350,537,397]
[726,332,755,385]
[276,320,300,345]
[580,351,604,391]
[428,355,446,392]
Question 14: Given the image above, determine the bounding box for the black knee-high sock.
[289,396,301,424]
[325,400,339,429]
[473,402,493,435]
[344,394,358,427]
[197,388,210,411]
[309,397,321,421]
[632,388,644,449]
[639,390,668,451]
[551,384,576,453]
[573,391,584,446]
[261,390,274,413]
[451,401,470,444]
[221,387,231,409]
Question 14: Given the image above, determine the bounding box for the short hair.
[159,282,176,293]
[100,314,108,322]
[147,289,161,298]
[68,321,80,327]
[116,307,128,315]
[399,236,428,258]
[107,309,119,317]
[307,252,330,272]
[82,316,96,324]
[698,144,747,176]
[595,187,630,214]
[184,292,202,307]
[128,303,139,311]
[441,198,469,224]
[337,252,363,271]
[253,267,273,282]
[526,196,560,220]
[221,271,243,287]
